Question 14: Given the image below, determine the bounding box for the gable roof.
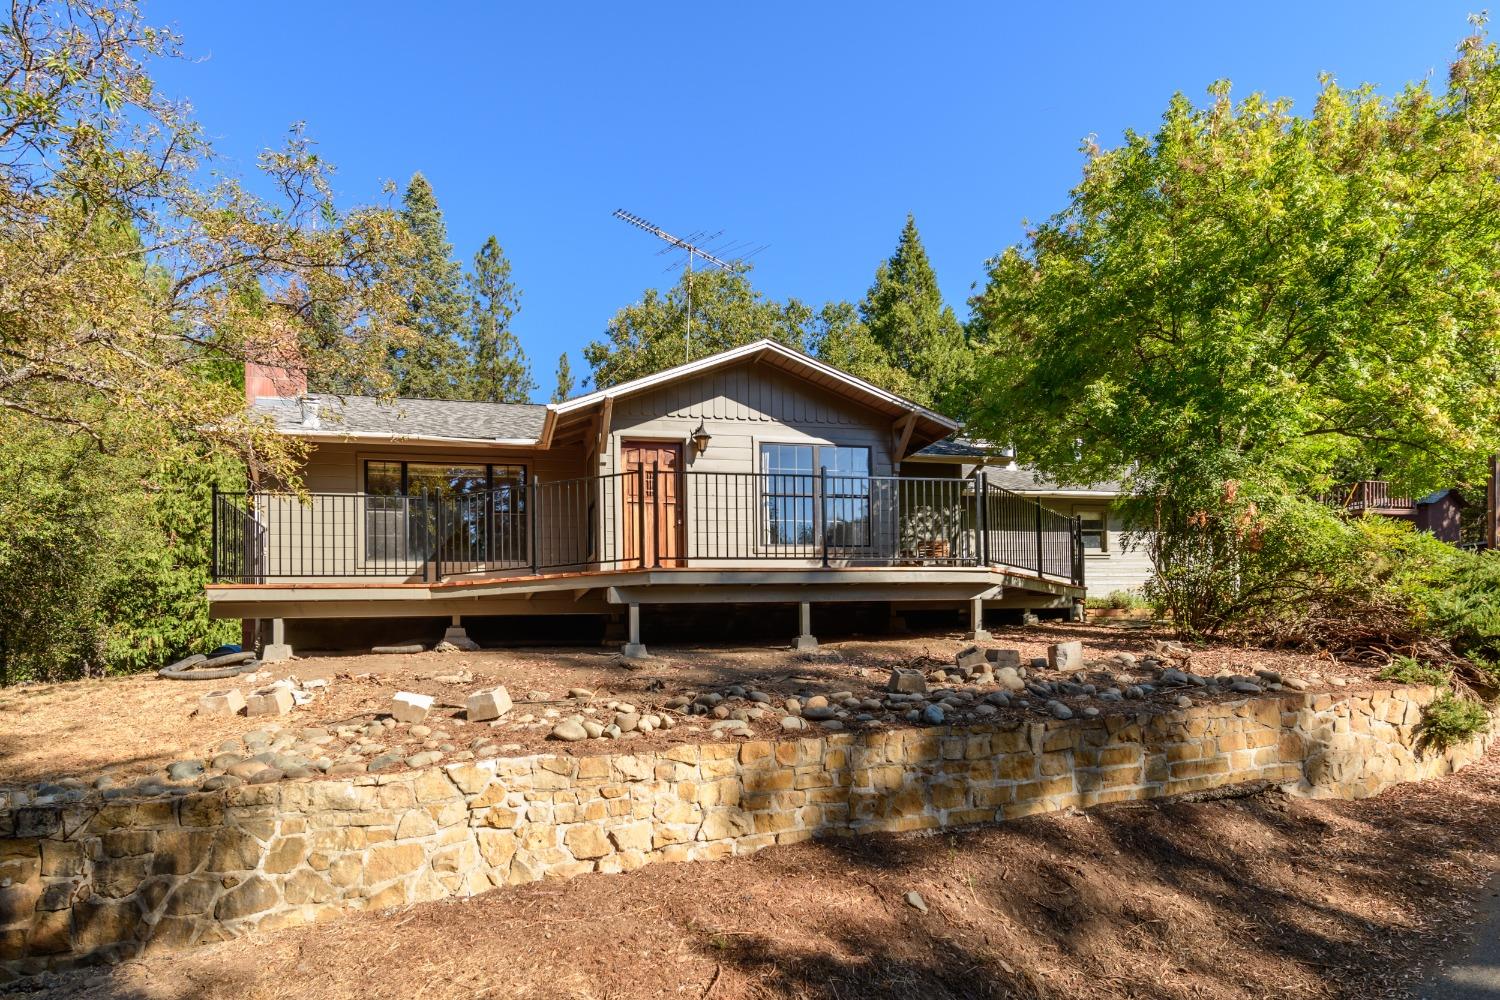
[542,339,959,451]
[252,339,960,451]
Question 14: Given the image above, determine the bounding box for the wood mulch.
[9,737,1500,998]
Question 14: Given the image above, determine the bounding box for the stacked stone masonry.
[0,685,1489,978]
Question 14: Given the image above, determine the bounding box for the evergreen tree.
[584,266,809,388]
[391,173,470,398]
[804,301,916,401]
[551,353,576,403]
[464,235,534,402]
[858,214,972,411]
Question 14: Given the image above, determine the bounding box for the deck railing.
[1326,480,1415,513]
[211,472,1085,587]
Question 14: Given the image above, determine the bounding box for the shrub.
[1375,657,1449,687]
[1418,694,1491,751]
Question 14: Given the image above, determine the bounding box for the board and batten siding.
[602,362,900,566]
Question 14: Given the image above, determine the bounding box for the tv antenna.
[612,209,764,363]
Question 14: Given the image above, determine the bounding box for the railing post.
[637,465,648,569]
[977,472,988,567]
[1034,500,1044,576]
[434,491,445,582]
[210,485,219,582]
[820,468,830,568]
[652,467,662,569]
[529,477,540,575]
[1073,514,1085,587]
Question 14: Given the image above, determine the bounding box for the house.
[902,445,1154,595]
[1324,480,1478,546]
[208,340,1086,659]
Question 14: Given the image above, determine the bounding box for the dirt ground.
[8,737,1500,999]
[2,622,1379,788]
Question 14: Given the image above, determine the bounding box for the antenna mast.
[612,209,750,363]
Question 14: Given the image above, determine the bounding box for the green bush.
[1418,694,1491,751]
[1086,589,1147,610]
[1375,657,1450,687]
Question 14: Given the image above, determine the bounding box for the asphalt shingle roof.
[980,464,1123,495]
[252,395,547,441]
[909,439,992,459]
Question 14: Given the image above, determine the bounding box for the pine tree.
[551,353,576,403]
[391,173,469,398]
[859,214,972,411]
[464,235,534,402]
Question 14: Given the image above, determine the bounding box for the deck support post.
[968,596,992,642]
[261,617,293,663]
[621,602,650,660]
[793,601,818,651]
[442,614,480,651]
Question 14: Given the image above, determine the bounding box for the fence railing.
[1326,480,1415,513]
[210,472,1085,587]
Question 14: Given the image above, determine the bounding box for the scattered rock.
[389,691,434,724]
[920,704,945,726]
[166,760,204,781]
[994,667,1025,692]
[197,689,246,717]
[1231,681,1263,694]
[1175,695,1193,709]
[550,720,589,742]
[245,687,294,718]
[904,891,928,913]
[986,648,1022,668]
[1048,641,1084,672]
[887,668,927,695]
[780,716,808,732]
[466,686,513,722]
[1045,700,1073,720]
[371,644,424,655]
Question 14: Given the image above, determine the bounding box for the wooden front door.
[622,441,684,567]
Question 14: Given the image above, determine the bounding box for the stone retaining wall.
[0,685,1489,979]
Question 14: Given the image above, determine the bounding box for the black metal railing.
[210,472,1085,587]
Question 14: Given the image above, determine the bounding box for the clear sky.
[151,1,1477,400]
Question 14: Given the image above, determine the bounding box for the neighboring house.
[903,445,1154,595]
[210,340,1086,658]
[1324,480,1478,546]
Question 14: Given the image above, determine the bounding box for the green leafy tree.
[551,352,576,403]
[804,301,917,401]
[859,215,972,411]
[0,0,411,484]
[584,266,811,388]
[464,235,534,402]
[967,23,1500,632]
[389,173,470,398]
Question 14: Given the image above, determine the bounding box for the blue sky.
[151,2,1477,400]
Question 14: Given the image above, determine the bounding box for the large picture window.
[363,461,527,564]
[759,444,870,547]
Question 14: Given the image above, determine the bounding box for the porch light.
[690,420,712,455]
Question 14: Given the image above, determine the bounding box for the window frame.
[756,442,873,550]
[1073,505,1109,554]
[360,458,530,568]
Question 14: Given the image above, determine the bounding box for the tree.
[389,173,470,398]
[464,235,534,402]
[969,28,1500,496]
[0,0,412,484]
[803,301,917,401]
[552,353,576,403]
[584,266,811,388]
[966,24,1500,630]
[859,215,972,411]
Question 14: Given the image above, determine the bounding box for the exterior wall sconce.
[690,420,712,455]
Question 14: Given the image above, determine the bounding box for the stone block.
[389,691,435,724]
[246,687,294,718]
[197,688,246,717]
[1048,641,1084,672]
[986,648,1022,668]
[955,645,988,671]
[887,668,927,694]
[466,686,512,722]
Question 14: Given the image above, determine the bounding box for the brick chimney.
[245,359,307,403]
